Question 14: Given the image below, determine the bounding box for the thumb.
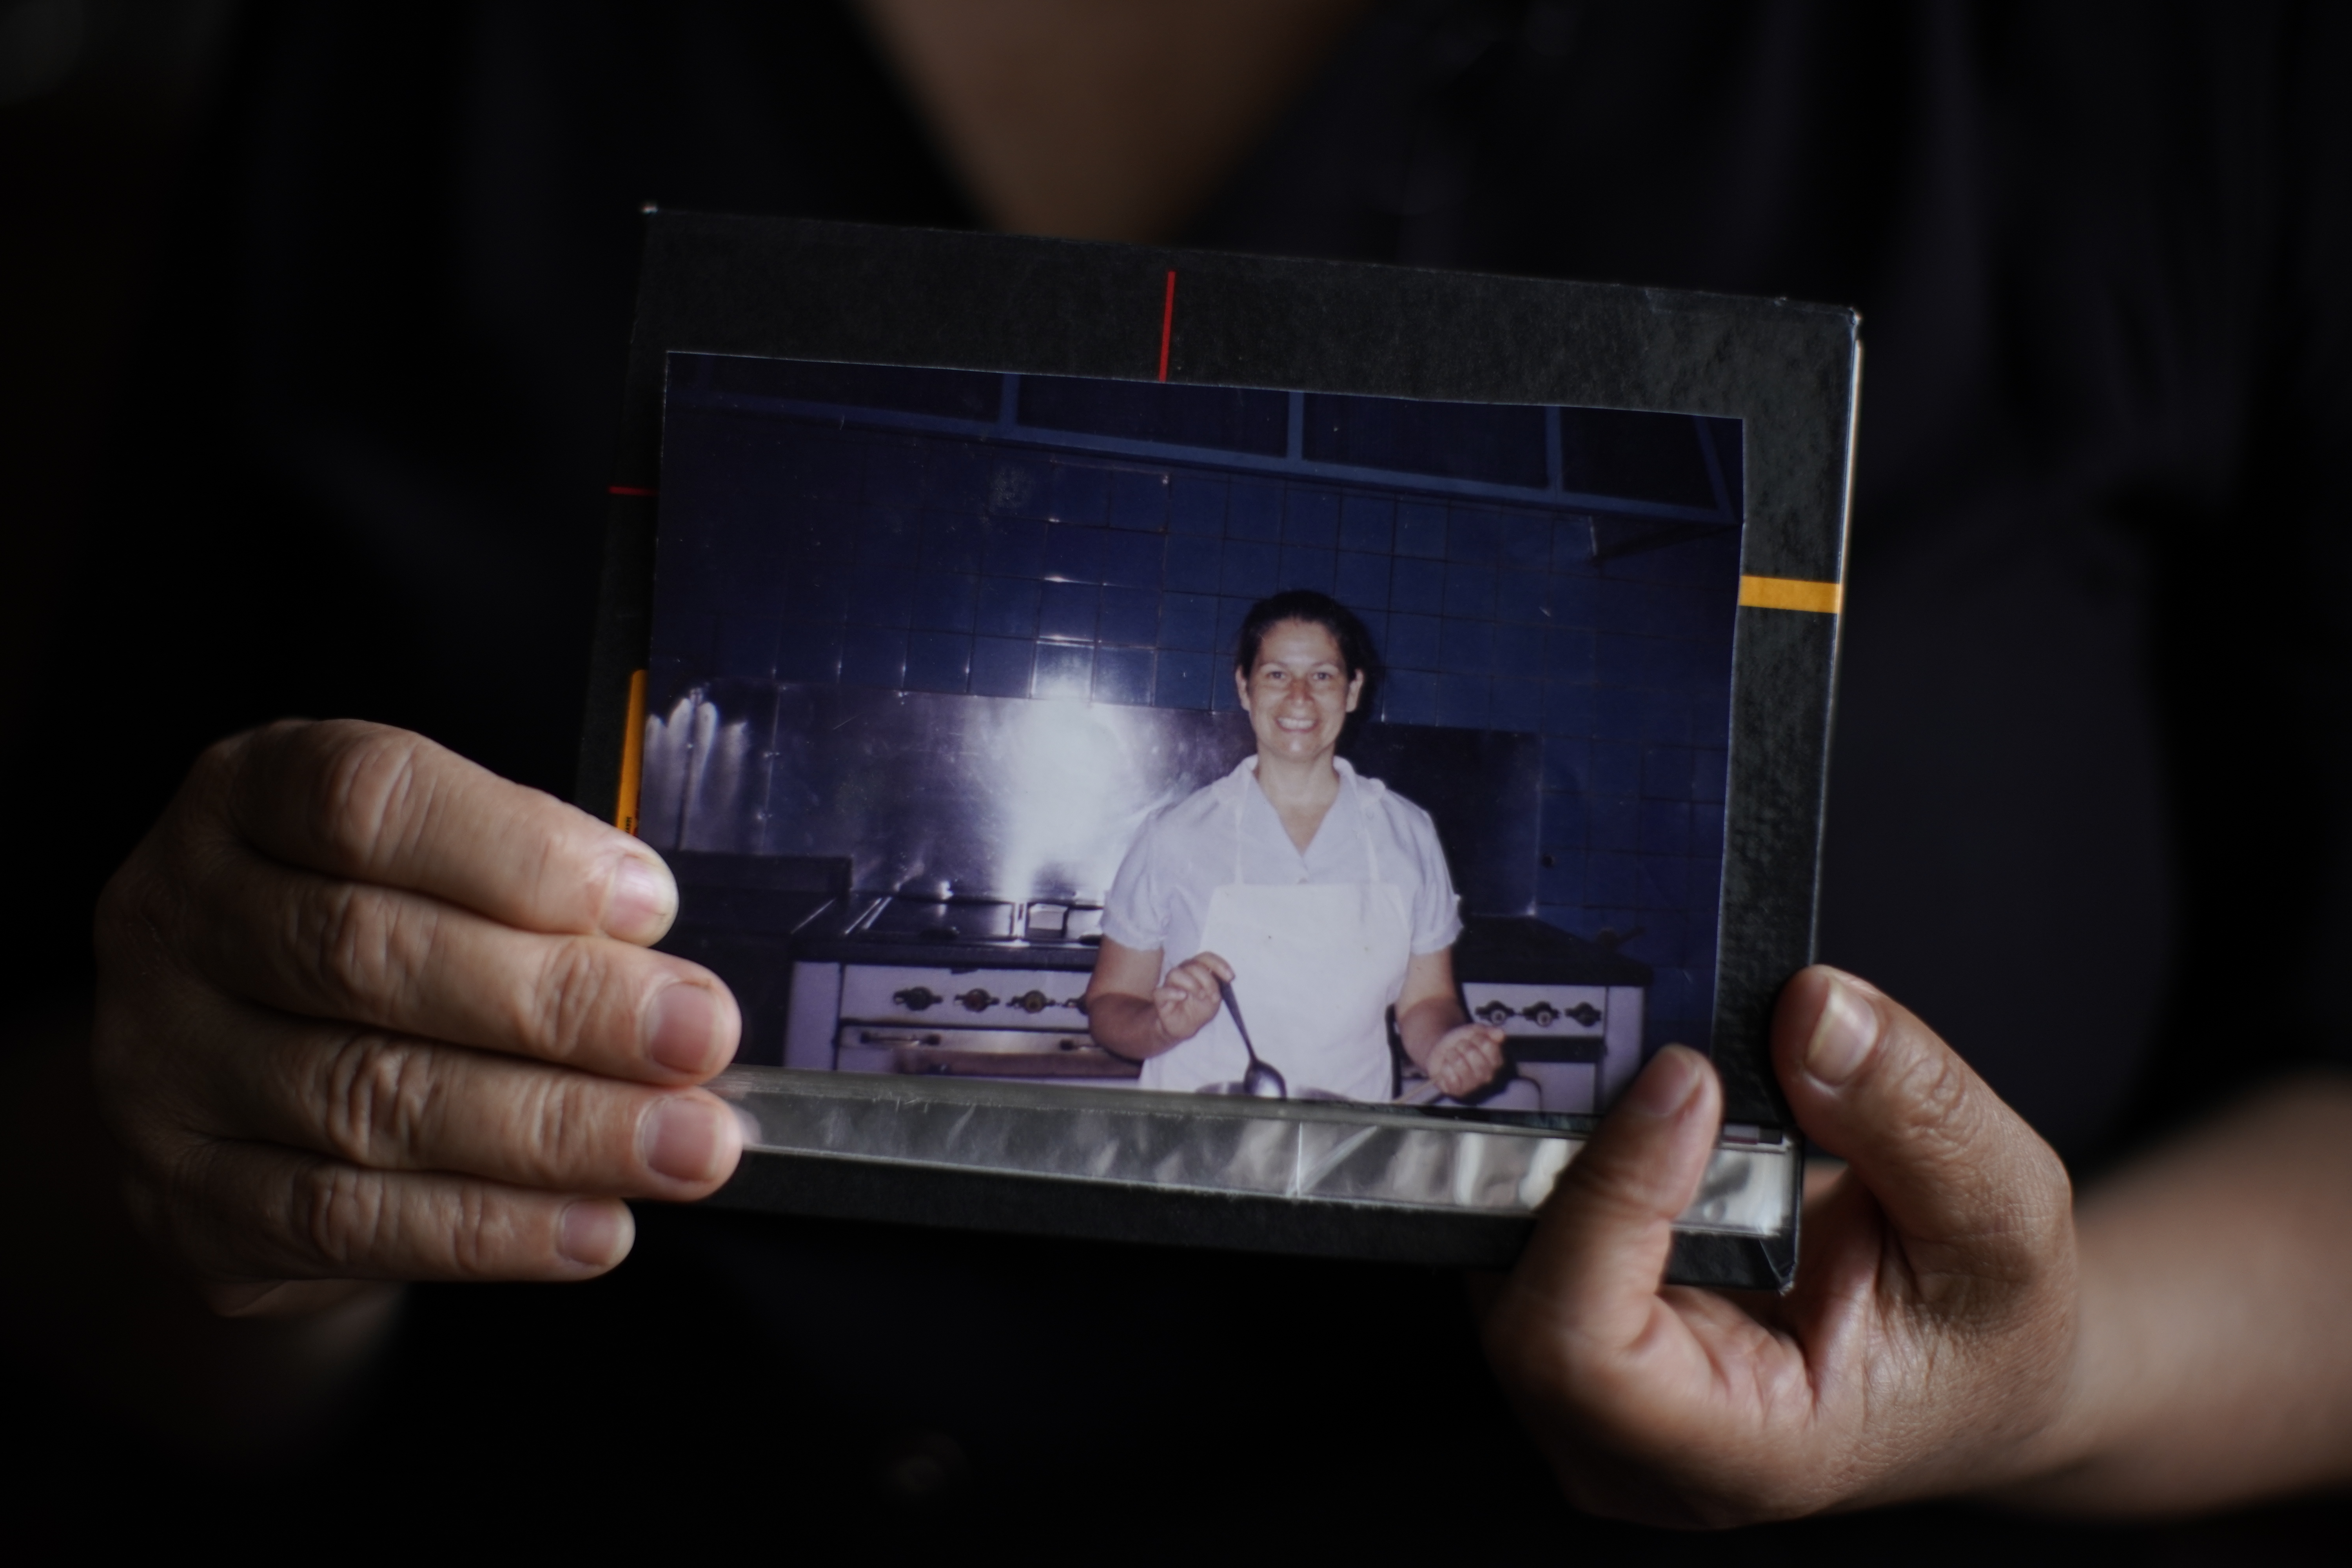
[1774,967,2070,1270]
[1505,1045,1721,1347]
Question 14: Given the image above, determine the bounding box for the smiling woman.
[1083,590,1508,1102]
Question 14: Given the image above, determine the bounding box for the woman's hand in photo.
[1424,1022,1507,1098]
[1479,968,2080,1524]
[90,720,744,1316]
[1151,952,1236,1048]
[1081,940,1229,1060]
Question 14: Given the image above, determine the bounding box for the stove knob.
[1011,989,1052,1014]
[1566,1002,1603,1027]
[956,987,998,1012]
[1524,1002,1559,1028]
[1475,1000,1514,1026]
[893,986,941,1013]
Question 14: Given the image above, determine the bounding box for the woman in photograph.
[1085,590,1508,1103]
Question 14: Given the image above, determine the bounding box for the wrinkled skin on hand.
[1481,968,2077,1525]
[92,721,744,1316]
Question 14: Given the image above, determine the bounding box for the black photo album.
[577,212,1856,1289]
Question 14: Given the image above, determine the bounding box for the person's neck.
[1254,750,1341,813]
[856,0,1370,242]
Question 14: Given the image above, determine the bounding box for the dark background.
[4,1,2347,1557]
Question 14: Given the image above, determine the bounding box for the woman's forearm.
[1086,992,1177,1060]
[1395,994,1468,1065]
[1993,1071,2352,1515]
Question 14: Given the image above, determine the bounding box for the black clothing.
[13,1,2349,1554]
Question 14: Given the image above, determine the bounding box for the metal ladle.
[1216,977,1287,1099]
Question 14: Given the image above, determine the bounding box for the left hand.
[1424,1022,1507,1098]
[1477,966,2077,1525]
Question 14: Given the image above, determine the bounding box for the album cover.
[578,213,1856,1287]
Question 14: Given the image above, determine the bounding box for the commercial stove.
[780,893,1141,1086]
[664,856,1652,1111]
[774,897,1645,1112]
[1450,917,1652,1113]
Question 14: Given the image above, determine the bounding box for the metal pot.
[1196,1082,1352,1101]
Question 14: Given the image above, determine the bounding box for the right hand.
[91,720,745,1316]
[1150,951,1234,1048]
[1479,970,2080,1523]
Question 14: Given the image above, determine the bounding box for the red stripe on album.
[608,484,656,497]
[1158,270,1176,381]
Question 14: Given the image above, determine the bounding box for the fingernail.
[646,983,720,1074]
[1626,1045,1703,1118]
[641,1096,730,1183]
[606,855,675,940]
[557,1201,632,1267]
[1806,976,1878,1086]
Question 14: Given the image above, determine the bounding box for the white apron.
[1140,765,1413,1103]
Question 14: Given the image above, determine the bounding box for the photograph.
[636,350,1744,1123]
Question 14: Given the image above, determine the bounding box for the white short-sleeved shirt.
[1102,757,1464,978]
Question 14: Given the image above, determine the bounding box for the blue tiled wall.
[654,378,1737,1058]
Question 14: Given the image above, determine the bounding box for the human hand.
[1479,967,2077,1524]
[1424,1022,1507,1098]
[1152,952,1235,1047]
[91,721,744,1316]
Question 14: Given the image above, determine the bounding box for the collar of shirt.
[1220,756,1385,882]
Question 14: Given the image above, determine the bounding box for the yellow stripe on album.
[1738,575,1844,614]
[615,668,649,835]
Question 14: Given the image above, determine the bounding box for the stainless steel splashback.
[640,679,1539,911]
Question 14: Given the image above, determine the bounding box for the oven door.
[833,1025,1140,1082]
[839,964,1093,1028]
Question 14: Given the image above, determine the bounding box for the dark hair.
[1234,590,1380,697]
